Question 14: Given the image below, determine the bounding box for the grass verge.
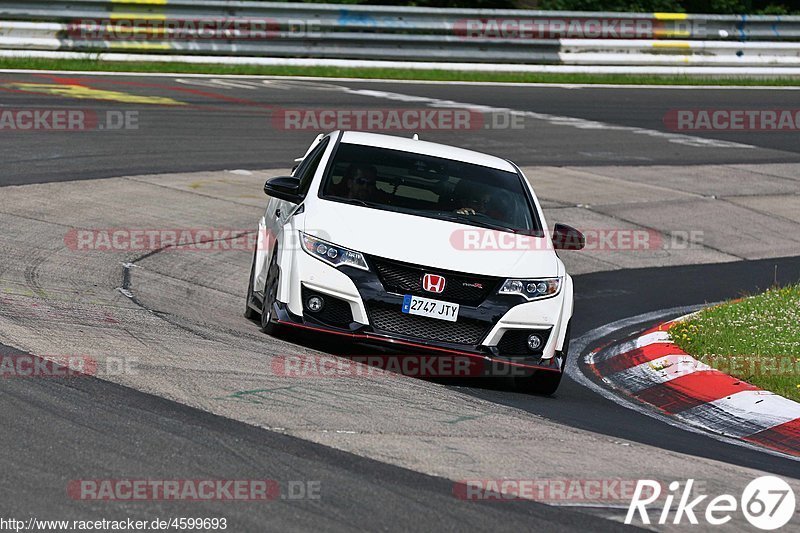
[670,284,800,401]
[1,57,800,85]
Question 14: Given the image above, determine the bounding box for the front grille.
[497,328,552,356]
[302,287,354,328]
[369,256,500,306]
[368,302,487,345]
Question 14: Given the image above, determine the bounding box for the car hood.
[303,200,559,278]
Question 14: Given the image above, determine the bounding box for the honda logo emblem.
[422,274,446,293]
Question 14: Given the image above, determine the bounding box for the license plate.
[401,294,459,322]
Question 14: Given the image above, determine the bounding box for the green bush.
[537,1,682,11]
[301,0,800,14]
[537,0,799,13]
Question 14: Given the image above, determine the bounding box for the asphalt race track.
[1,73,799,186]
[1,72,800,530]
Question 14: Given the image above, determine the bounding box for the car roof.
[338,131,517,173]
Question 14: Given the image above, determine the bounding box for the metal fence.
[0,1,799,68]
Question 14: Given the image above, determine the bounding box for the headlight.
[499,278,561,300]
[300,232,369,271]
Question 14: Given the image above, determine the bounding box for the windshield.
[319,143,541,234]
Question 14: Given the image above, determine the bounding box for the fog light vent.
[527,334,542,351]
[306,295,325,313]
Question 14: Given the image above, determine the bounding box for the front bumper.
[272,301,562,376]
[277,248,569,374]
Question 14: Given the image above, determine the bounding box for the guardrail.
[0,1,799,71]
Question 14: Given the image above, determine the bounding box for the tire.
[260,251,281,336]
[244,248,259,320]
[514,321,571,396]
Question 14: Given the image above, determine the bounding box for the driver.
[452,180,490,215]
[342,163,380,202]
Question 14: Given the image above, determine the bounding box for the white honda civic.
[246,131,584,394]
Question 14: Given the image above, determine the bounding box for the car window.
[319,143,541,234]
[295,137,330,197]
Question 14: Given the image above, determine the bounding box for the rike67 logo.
[626,476,796,530]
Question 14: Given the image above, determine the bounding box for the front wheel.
[514,321,571,396]
[260,251,282,336]
[244,249,259,320]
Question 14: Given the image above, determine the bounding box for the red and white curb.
[586,315,800,458]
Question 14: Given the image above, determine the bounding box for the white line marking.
[592,330,673,363]
[117,288,134,299]
[336,87,756,149]
[3,49,800,78]
[608,354,710,394]
[679,390,800,438]
[2,68,799,90]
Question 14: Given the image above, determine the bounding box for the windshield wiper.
[328,196,376,208]
[414,209,519,233]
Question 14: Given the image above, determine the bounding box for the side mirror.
[552,223,585,251]
[264,176,302,203]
